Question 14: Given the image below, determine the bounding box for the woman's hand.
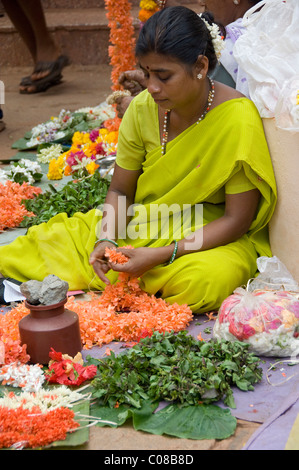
[107,246,173,278]
[118,70,147,95]
[89,241,114,285]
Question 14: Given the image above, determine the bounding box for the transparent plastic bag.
[213,257,299,357]
[233,0,299,119]
[275,77,299,132]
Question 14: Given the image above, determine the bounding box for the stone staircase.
[0,0,197,67]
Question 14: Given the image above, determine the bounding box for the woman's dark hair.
[135,6,218,73]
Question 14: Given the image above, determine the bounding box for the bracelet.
[168,240,178,265]
[94,238,118,247]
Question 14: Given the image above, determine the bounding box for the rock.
[20,279,42,305]
[20,275,69,306]
[39,275,69,305]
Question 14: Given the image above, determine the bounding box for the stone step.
[0,2,199,67]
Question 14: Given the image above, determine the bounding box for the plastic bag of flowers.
[213,287,299,357]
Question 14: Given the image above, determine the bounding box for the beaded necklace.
[161,77,215,156]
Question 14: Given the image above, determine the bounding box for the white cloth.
[220,18,250,97]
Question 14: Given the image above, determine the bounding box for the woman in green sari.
[0,7,276,313]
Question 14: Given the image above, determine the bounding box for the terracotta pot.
[19,297,82,364]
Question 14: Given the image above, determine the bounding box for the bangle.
[94,238,118,247]
[168,240,178,264]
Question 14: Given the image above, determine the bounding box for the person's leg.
[2,0,69,93]
[1,0,37,62]
[140,236,258,313]
[17,0,60,80]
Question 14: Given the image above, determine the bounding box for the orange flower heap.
[0,180,42,231]
[2,247,193,349]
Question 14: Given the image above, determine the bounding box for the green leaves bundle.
[20,172,110,228]
[89,330,263,409]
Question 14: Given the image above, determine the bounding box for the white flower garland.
[198,14,225,60]
[0,362,45,392]
[0,385,89,412]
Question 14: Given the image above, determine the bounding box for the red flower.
[45,349,97,386]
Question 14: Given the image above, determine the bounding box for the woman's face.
[198,0,238,26]
[138,53,201,111]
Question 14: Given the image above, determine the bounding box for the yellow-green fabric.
[0,90,277,312]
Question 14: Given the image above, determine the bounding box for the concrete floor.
[0,65,260,451]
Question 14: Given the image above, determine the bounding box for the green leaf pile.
[89,330,263,410]
[20,172,110,227]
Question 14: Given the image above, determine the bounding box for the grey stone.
[38,275,69,305]
[20,275,69,306]
[20,280,42,305]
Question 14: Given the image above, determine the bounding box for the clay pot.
[19,297,82,364]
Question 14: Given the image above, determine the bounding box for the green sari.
[0,90,277,312]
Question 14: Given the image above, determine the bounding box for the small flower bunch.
[139,0,159,23]
[26,109,72,148]
[6,159,43,185]
[0,363,45,392]
[45,349,97,386]
[37,143,64,164]
[63,128,118,178]
[199,14,225,60]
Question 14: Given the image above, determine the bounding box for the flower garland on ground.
[0,405,79,449]
[0,181,42,231]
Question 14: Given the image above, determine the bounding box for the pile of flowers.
[1,257,193,349]
[3,159,42,185]
[42,127,118,180]
[0,331,29,365]
[24,105,115,149]
[139,0,159,23]
[0,180,42,231]
[213,287,299,357]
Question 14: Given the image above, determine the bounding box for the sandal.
[31,54,70,80]
[19,72,63,94]
[19,55,70,94]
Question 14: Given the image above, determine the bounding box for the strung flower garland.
[0,181,42,231]
[105,0,136,90]
[0,405,79,449]
[0,386,89,413]
[0,363,45,392]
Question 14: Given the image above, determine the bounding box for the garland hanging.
[105,0,137,91]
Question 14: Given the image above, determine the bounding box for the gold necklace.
[161,77,215,157]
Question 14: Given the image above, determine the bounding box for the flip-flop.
[19,72,63,94]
